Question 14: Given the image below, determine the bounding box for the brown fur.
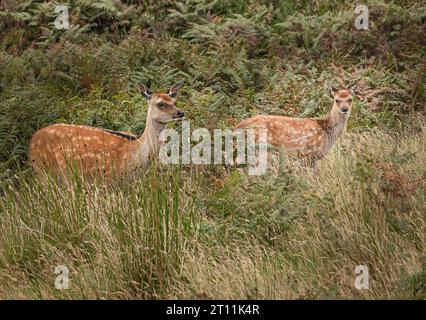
[156,93,175,103]
[29,124,140,179]
[235,89,354,167]
[29,89,184,180]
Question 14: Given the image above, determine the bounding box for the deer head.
[329,85,357,120]
[139,83,185,124]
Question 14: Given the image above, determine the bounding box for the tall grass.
[0,167,199,298]
[169,124,426,299]
[0,122,424,299]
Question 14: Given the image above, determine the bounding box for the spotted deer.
[29,83,185,180]
[235,86,356,169]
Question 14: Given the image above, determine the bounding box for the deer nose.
[176,110,185,118]
[341,107,349,113]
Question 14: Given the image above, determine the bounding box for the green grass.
[0,0,425,299]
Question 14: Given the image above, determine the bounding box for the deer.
[29,83,185,180]
[234,86,356,169]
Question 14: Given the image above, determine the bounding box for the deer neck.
[132,111,166,168]
[324,107,349,145]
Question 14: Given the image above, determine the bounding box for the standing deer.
[235,86,356,169]
[29,83,184,180]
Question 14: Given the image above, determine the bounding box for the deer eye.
[157,102,165,108]
[336,99,341,104]
[348,98,352,103]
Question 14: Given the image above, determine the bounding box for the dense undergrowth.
[0,0,425,299]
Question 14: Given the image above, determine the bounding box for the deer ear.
[168,82,183,98]
[329,85,338,97]
[139,83,152,100]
